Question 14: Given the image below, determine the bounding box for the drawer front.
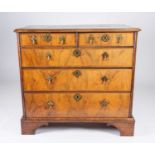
[20,33,76,46]
[24,93,130,118]
[22,48,133,67]
[23,69,132,91]
[79,33,134,46]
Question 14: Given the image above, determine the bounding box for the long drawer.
[21,48,133,67]
[23,69,132,91]
[24,93,130,118]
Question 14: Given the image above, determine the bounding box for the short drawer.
[23,69,132,91]
[21,48,133,67]
[24,93,130,118]
[79,33,134,46]
[20,33,76,46]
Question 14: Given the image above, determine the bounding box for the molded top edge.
[14,24,141,32]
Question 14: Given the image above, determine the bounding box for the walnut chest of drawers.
[15,25,140,136]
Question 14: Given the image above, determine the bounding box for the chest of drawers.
[15,25,140,136]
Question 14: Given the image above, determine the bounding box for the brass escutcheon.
[74,93,82,102]
[42,33,52,42]
[73,70,81,78]
[101,34,110,42]
[100,100,109,107]
[73,49,81,57]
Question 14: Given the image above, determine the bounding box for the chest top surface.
[14,24,140,32]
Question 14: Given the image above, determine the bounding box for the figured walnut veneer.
[21,48,133,67]
[15,25,140,136]
[23,69,132,91]
[24,93,130,118]
[20,33,76,47]
[79,33,134,46]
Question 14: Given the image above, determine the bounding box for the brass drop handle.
[47,100,55,108]
[73,70,81,78]
[46,75,54,84]
[74,93,82,102]
[42,34,52,42]
[102,52,109,60]
[73,49,81,57]
[59,36,66,45]
[101,34,110,42]
[116,35,123,44]
[88,35,94,44]
[46,53,52,60]
[31,35,37,45]
[100,100,109,107]
[101,76,108,82]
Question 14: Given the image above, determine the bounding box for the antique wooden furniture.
[15,25,140,136]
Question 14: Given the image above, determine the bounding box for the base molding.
[21,117,135,136]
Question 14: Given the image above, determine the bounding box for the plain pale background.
[0,12,155,142]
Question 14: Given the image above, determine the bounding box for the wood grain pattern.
[23,69,132,91]
[15,25,140,135]
[20,33,76,46]
[24,93,130,118]
[79,33,134,46]
[21,48,133,67]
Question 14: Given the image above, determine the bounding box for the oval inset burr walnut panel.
[24,93,130,118]
[21,48,133,67]
[23,69,132,91]
[20,33,76,46]
[79,33,134,46]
